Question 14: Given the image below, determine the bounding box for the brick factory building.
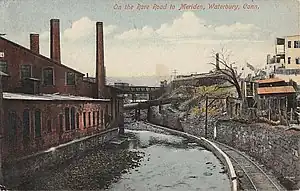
[0,19,123,161]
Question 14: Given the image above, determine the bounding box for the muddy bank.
[10,141,144,190]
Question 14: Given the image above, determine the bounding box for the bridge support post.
[147,106,152,121]
[137,109,140,120]
[159,103,162,114]
[132,94,136,102]
[119,123,125,135]
[134,109,138,120]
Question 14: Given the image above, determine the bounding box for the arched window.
[92,111,96,126]
[83,112,86,128]
[97,111,100,126]
[101,110,104,128]
[70,107,76,130]
[34,109,41,137]
[23,109,30,139]
[8,111,17,143]
[65,107,70,131]
[59,114,63,133]
[76,113,80,129]
[88,112,91,127]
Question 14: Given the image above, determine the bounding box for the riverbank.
[9,140,145,190]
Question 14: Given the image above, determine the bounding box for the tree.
[208,49,243,99]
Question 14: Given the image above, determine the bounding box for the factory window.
[76,113,80,129]
[105,105,109,126]
[47,119,52,133]
[8,111,17,144]
[288,41,291,48]
[101,110,104,127]
[288,57,291,64]
[23,109,30,139]
[296,58,300,65]
[70,107,76,130]
[88,112,91,127]
[66,72,76,85]
[59,114,64,133]
[111,99,114,119]
[34,109,41,137]
[115,100,118,118]
[83,112,86,128]
[43,68,54,86]
[21,65,32,79]
[93,111,96,126]
[0,61,8,73]
[65,107,70,131]
[97,111,100,125]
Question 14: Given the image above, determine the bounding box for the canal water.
[12,128,230,190]
[107,130,230,191]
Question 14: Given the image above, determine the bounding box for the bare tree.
[208,49,243,99]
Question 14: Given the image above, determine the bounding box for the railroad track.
[214,141,285,191]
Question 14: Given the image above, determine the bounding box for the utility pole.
[205,96,208,138]
[172,69,177,80]
[0,33,5,184]
[0,71,3,184]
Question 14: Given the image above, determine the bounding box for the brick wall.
[2,99,115,161]
[3,128,118,186]
[0,38,95,97]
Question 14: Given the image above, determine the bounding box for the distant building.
[266,36,300,86]
[155,64,169,82]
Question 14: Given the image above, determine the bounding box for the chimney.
[216,53,220,70]
[96,22,106,98]
[50,19,61,63]
[30,34,39,54]
[86,73,89,78]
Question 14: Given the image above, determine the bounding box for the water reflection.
[107,130,230,191]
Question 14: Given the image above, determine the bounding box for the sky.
[1,0,300,77]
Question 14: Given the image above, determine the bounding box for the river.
[12,125,230,190]
[107,129,230,191]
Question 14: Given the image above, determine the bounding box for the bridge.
[111,82,167,101]
[123,97,185,121]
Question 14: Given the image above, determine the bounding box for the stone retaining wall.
[215,120,300,189]
[147,106,184,132]
[3,128,119,186]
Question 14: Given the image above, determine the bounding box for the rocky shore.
[11,142,145,190]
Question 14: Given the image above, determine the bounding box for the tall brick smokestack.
[50,19,61,63]
[30,34,39,54]
[96,22,106,98]
[216,53,220,70]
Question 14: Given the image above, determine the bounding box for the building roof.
[257,86,295,95]
[0,37,84,76]
[255,77,285,84]
[3,92,110,101]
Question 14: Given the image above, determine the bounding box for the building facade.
[265,36,300,86]
[272,35,300,68]
[0,19,123,161]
